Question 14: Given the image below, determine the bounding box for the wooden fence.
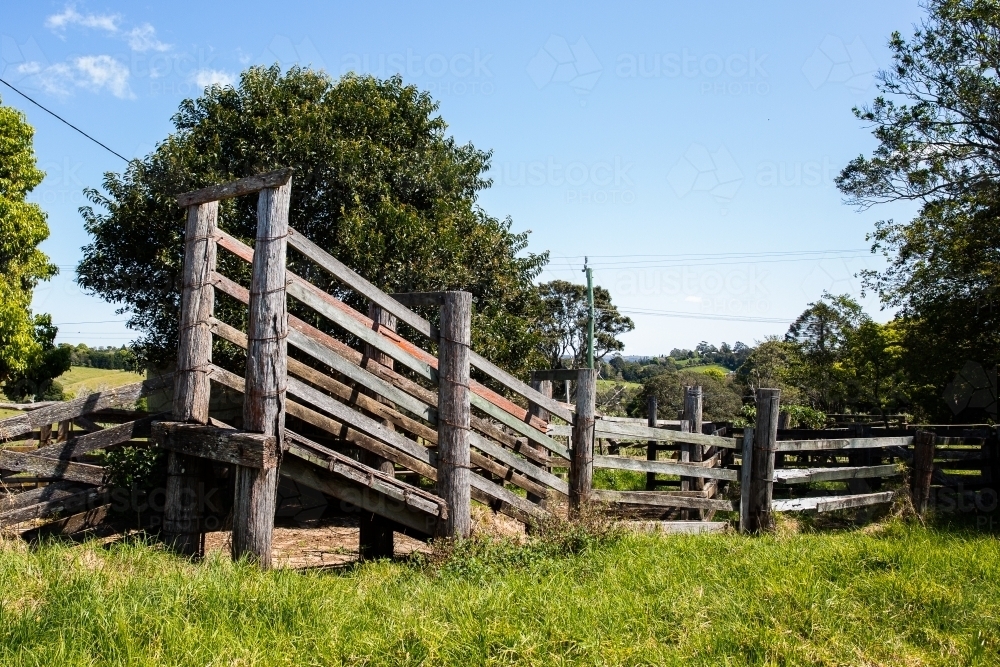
[3,168,993,562]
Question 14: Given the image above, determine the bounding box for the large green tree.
[0,94,66,398]
[836,0,1000,418]
[536,280,634,369]
[77,66,548,376]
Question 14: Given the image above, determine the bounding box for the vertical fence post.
[570,367,597,516]
[685,386,704,518]
[232,181,290,567]
[911,430,936,517]
[747,387,780,533]
[739,426,754,533]
[359,304,398,559]
[165,200,218,556]
[527,378,553,505]
[645,394,657,491]
[437,291,472,538]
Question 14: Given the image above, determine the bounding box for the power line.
[0,76,130,163]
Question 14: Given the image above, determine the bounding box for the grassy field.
[0,367,143,419]
[55,366,144,397]
[0,521,997,665]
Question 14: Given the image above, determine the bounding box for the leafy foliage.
[536,280,634,368]
[630,368,744,422]
[2,315,71,401]
[77,66,548,376]
[837,0,1000,419]
[0,94,58,389]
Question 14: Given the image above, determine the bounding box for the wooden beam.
[389,292,447,306]
[152,422,278,469]
[175,168,293,207]
[529,369,579,383]
[774,464,901,484]
[0,451,104,485]
[739,427,753,533]
[0,375,173,440]
[33,415,165,460]
[593,455,738,481]
[911,430,936,516]
[0,486,109,526]
[771,491,894,513]
[775,436,914,452]
[592,489,738,511]
[0,481,83,513]
[232,177,290,568]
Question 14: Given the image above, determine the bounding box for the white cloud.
[193,69,235,88]
[126,24,170,52]
[45,4,120,34]
[75,55,132,97]
[27,55,133,99]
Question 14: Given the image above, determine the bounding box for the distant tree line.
[64,344,135,370]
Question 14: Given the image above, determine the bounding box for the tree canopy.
[837,0,1000,418]
[77,66,548,376]
[536,280,634,369]
[0,94,67,399]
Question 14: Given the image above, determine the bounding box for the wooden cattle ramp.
[1,168,964,559]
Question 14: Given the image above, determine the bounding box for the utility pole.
[584,257,595,370]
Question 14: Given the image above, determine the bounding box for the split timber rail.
[1,168,987,562]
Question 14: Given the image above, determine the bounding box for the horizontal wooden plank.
[470,393,570,460]
[620,520,730,534]
[593,455,739,481]
[592,489,738,511]
[470,351,574,424]
[0,451,105,485]
[771,491,894,513]
[286,278,438,382]
[32,415,165,460]
[151,422,278,469]
[212,273,438,424]
[0,486,109,526]
[281,455,438,537]
[774,464,901,484]
[529,368,580,383]
[775,436,914,452]
[0,481,83,513]
[288,227,440,340]
[285,430,445,517]
[0,375,174,439]
[470,474,548,522]
[389,292,446,306]
[469,431,569,495]
[0,401,60,411]
[286,376,434,466]
[176,168,293,207]
[219,231,558,430]
[587,421,740,449]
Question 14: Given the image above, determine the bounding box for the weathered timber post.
[527,378,553,505]
[39,423,52,447]
[911,430,936,517]
[232,180,290,567]
[570,367,597,516]
[747,387,780,533]
[437,291,472,538]
[57,420,70,443]
[359,304,398,559]
[164,200,218,556]
[685,386,705,513]
[645,394,657,491]
[739,426,754,533]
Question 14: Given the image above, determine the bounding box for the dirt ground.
[203,518,433,569]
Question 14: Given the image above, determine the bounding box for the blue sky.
[2,0,924,355]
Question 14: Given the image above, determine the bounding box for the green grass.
[55,366,144,397]
[596,379,641,391]
[685,363,731,375]
[1,522,998,665]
